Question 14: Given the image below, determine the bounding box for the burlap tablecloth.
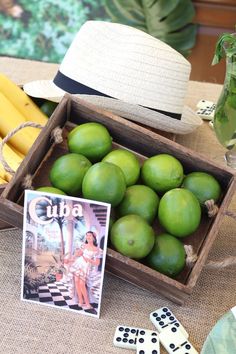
[0,57,235,354]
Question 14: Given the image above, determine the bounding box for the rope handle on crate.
[184,208,236,269]
[204,205,236,265]
[0,121,63,186]
[205,200,236,221]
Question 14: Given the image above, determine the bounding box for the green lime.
[158,188,201,238]
[82,162,126,207]
[68,122,112,162]
[145,233,186,277]
[141,154,184,194]
[40,101,58,117]
[102,149,140,186]
[118,184,159,224]
[182,171,221,206]
[36,186,66,195]
[49,153,92,196]
[110,214,155,259]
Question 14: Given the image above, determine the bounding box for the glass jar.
[213,34,236,168]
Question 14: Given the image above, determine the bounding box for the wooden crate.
[0,94,235,304]
[0,184,14,229]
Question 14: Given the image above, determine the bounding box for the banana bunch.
[0,73,49,183]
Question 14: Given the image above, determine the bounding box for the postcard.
[21,190,111,318]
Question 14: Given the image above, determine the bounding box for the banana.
[0,73,48,126]
[0,164,12,182]
[7,143,25,159]
[0,92,41,155]
[0,135,24,173]
[0,176,7,184]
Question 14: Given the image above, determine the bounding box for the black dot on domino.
[170,316,175,321]
[161,314,166,319]
[166,312,171,316]
[163,308,168,312]
[152,338,157,343]
[152,351,158,354]
[124,333,129,337]
[131,329,136,334]
[139,351,145,354]
[156,317,161,321]
[139,338,144,343]
[170,343,175,349]
[171,327,177,333]
[119,327,124,331]
[153,312,158,317]
[159,321,164,326]
[123,338,128,343]
[140,330,145,335]
[152,332,157,336]
[116,337,122,342]
[129,339,134,344]
[185,344,191,349]
[174,323,180,328]
[125,328,130,332]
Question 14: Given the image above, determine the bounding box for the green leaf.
[145,0,180,19]
[104,0,145,30]
[104,0,197,56]
[162,24,198,57]
[212,33,236,65]
[143,0,195,35]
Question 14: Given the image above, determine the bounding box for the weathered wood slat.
[0,198,23,229]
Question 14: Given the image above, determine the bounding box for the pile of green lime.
[39,121,222,279]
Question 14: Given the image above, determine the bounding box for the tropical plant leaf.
[142,0,194,35]
[163,24,197,57]
[104,0,197,56]
[104,0,145,30]
[145,0,180,19]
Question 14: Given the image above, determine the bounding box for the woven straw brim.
[23,80,202,135]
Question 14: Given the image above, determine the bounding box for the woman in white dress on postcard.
[68,231,101,309]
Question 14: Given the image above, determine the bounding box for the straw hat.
[23,21,202,134]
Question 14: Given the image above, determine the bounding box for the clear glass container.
[213,34,236,168]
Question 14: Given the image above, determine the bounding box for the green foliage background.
[104,0,197,57]
[0,0,196,62]
[0,0,108,62]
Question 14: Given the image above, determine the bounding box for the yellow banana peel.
[0,92,41,155]
[0,164,12,183]
[0,135,24,173]
[0,73,48,126]
[0,176,7,184]
[7,143,25,159]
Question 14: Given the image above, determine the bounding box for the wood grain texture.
[0,94,235,304]
[0,185,13,229]
[193,1,236,28]
[197,0,236,5]
[190,0,236,83]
